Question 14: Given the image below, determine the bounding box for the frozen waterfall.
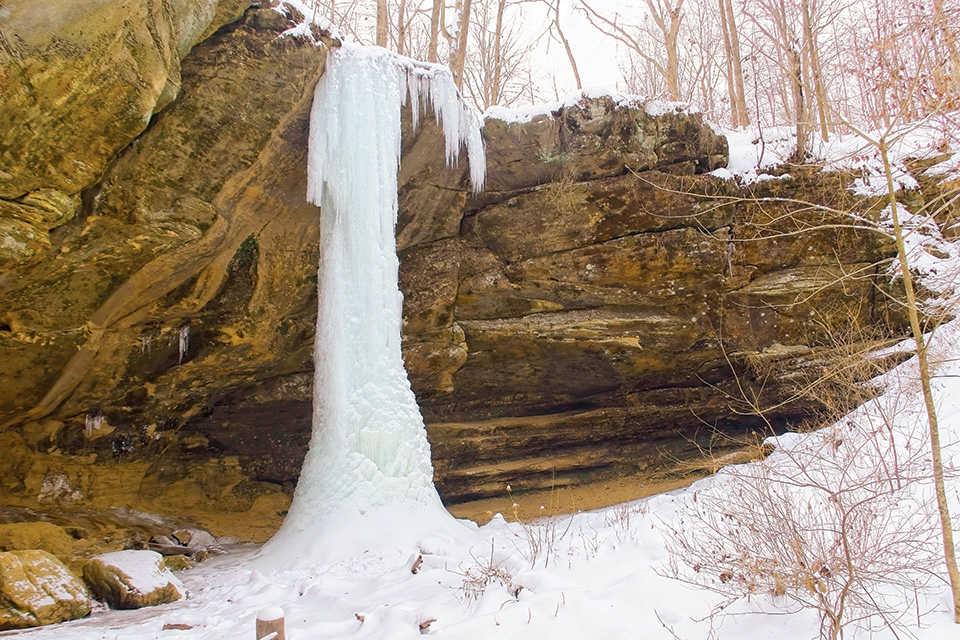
[257,44,485,568]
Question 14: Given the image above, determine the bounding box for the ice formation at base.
[257,44,485,568]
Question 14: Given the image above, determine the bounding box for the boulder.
[0,550,91,630]
[148,527,220,558]
[172,528,218,551]
[0,522,73,565]
[163,555,194,572]
[83,550,183,609]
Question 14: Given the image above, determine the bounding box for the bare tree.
[681,0,730,122]
[787,41,808,161]
[743,0,811,160]
[933,0,960,100]
[396,0,409,55]
[580,0,686,101]
[491,0,509,102]
[866,118,960,623]
[544,0,582,90]
[428,0,442,61]
[723,0,750,126]
[664,408,942,638]
[450,0,474,88]
[462,0,539,109]
[718,0,743,125]
[377,0,389,46]
[800,0,830,139]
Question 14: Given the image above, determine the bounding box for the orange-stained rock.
[0,522,73,565]
[0,550,91,630]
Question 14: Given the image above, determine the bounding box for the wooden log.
[256,607,285,640]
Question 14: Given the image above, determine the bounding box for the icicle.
[84,409,104,437]
[258,44,486,567]
[403,68,418,130]
[178,324,190,365]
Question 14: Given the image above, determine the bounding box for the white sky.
[308,0,642,105]
[514,1,630,102]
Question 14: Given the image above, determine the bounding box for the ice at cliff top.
[255,44,485,568]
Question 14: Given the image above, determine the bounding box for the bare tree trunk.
[701,74,714,117]
[723,0,749,126]
[644,0,684,101]
[801,0,829,140]
[765,0,807,160]
[549,0,582,90]
[428,0,442,62]
[397,0,408,55]
[788,45,807,162]
[801,34,815,136]
[933,0,960,101]
[376,0,388,47]
[718,0,740,126]
[491,0,506,104]
[664,18,681,100]
[879,138,960,624]
[442,0,456,50]
[451,0,472,89]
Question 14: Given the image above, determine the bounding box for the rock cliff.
[0,2,908,539]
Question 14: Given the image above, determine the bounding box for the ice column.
[258,44,485,567]
[177,324,190,365]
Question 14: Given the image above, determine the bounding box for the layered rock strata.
[0,2,908,538]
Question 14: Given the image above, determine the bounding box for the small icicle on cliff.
[257,43,485,568]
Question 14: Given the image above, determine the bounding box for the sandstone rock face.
[0,4,327,540]
[82,549,183,609]
[0,522,73,565]
[0,550,91,629]
[0,0,248,268]
[0,1,913,537]
[416,164,901,500]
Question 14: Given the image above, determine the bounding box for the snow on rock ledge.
[483,88,691,124]
[480,94,727,195]
[82,550,184,610]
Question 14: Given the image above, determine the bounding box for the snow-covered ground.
[716,114,960,187]
[8,120,960,639]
